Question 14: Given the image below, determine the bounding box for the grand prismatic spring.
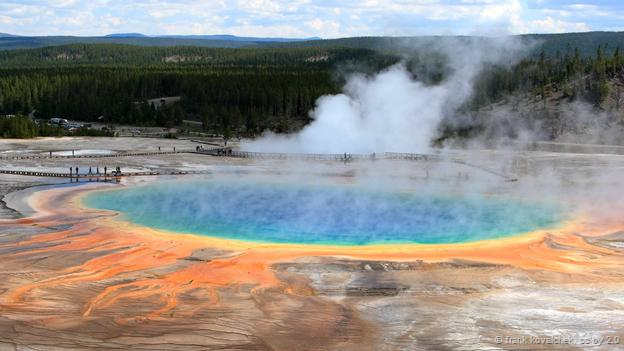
[84,180,566,245]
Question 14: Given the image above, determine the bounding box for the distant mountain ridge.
[105,33,148,38]
[103,33,319,42]
[157,34,321,42]
[1,31,624,58]
[0,33,324,50]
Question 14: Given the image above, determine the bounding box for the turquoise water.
[84,180,566,245]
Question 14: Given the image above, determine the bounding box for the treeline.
[3,31,624,57]
[1,43,624,137]
[0,44,393,68]
[0,66,340,134]
[0,116,114,138]
[0,44,397,134]
[0,116,61,138]
[474,45,624,108]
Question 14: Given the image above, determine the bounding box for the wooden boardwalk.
[0,148,431,163]
[0,150,189,161]
[197,149,433,161]
[0,169,212,178]
[0,147,517,181]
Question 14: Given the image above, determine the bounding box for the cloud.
[0,15,17,26]
[305,18,341,37]
[512,16,590,34]
[0,0,620,37]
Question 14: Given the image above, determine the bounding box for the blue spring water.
[83,180,566,245]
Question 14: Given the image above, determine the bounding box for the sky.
[0,1,623,38]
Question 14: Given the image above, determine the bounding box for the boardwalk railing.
[198,149,379,161]
[0,150,195,161]
[199,149,517,181]
[384,152,435,161]
[0,169,212,178]
[198,149,437,161]
[1,148,432,162]
[0,147,517,181]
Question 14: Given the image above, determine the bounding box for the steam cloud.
[243,37,529,154]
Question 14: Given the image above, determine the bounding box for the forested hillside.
[0,45,397,134]
[277,32,624,58]
[0,44,390,67]
[474,45,623,108]
[1,33,624,139]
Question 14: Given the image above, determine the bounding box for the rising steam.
[243,37,529,154]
